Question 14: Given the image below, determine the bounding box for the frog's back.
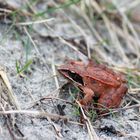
[86,65,121,87]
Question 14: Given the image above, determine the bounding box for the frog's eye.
[61,70,84,85]
[67,71,84,85]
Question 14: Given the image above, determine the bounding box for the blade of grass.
[34,0,81,17]
[16,59,33,74]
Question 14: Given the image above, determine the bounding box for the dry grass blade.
[0,1,32,16]
[15,18,54,26]
[23,27,50,72]
[25,0,89,62]
[100,103,140,116]
[90,1,130,64]
[114,0,140,13]
[0,68,20,110]
[0,8,12,13]
[0,67,26,139]
[51,59,60,91]
[76,101,100,140]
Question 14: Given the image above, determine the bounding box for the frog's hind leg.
[79,87,95,105]
[97,84,128,114]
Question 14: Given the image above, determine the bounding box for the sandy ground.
[0,0,140,140]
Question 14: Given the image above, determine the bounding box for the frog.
[58,60,128,113]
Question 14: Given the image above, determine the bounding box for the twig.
[26,95,74,110]
[129,88,140,93]
[1,109,84,126]
[100,103,140,116]
[0,110,68,120]
[127,94,140,104]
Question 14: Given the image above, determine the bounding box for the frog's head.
[58,60,85,86]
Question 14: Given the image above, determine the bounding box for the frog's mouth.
[59,70,84,85]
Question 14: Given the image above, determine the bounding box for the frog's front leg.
[97,84,128,114]
[79,87,95,105]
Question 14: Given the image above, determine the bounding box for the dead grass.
[0,0,140,139]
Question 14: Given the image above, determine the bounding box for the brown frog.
[58,60,128,113]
